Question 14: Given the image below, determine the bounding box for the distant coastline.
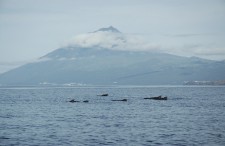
[184,80,225,86]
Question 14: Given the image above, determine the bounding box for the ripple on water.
[0,86,225,146]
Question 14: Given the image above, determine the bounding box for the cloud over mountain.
[62,26,225,61]
[66,26,160,52]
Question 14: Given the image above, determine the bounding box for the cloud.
[63,30,225,61]
[0,60,29,73]
[187,46,225,60]
[66,31,160,52]
[158,43,225,60]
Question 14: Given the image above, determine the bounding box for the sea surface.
[0,86,225,146]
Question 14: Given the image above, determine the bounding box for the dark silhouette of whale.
[97,93,109,96]
[68,99,89,103]
[111,99,127,101]
[144,96,167,100]
[69,99,80,103]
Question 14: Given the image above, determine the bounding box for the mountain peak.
[94,26,121,33]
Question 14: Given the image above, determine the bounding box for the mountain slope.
[0,46,224,85]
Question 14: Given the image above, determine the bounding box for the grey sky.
[0,0,225,67]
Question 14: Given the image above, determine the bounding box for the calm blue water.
[0,86,225,146]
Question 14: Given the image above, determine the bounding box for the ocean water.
[0,86,225,146]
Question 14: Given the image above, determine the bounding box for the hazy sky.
[1,0,225,68]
